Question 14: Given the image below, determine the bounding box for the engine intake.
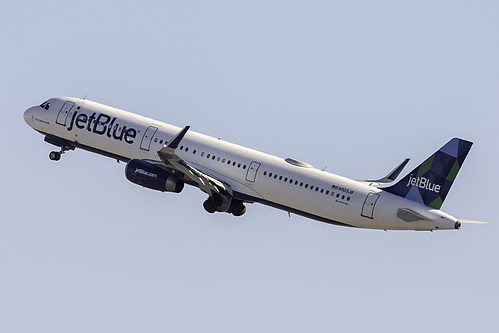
[125,159,184,193]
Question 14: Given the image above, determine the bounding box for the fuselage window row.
[174,143,247,170]
[155,138,346,200]
[262,170,350,201]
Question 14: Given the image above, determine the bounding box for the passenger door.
[140,126,158,151]
[56,101,75,126]
[361,192,379,219]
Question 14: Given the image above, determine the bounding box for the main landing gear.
[231,204,246,217]
[203,197,247,217]
[203,198,218,214]
[49,146,71,161]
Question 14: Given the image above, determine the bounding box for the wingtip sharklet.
[165,125,190,150]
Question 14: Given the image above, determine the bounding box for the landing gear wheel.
[232,204,246,217]
[49,151,61,161]
[203,199,217,214]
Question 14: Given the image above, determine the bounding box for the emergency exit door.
[245,161,261,183]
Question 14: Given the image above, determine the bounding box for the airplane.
[23,97,486,231]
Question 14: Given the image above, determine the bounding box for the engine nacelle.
[125,159,184,193]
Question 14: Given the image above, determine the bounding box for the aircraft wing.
[156,126,233,209]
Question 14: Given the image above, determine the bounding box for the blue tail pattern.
[383,138,473,209]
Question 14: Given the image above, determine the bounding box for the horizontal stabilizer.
[362,158,410,186]
[457,219,489,225]
[397,208,430,222]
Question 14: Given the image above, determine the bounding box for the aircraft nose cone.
[24,107,34,125]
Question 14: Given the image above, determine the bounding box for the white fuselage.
[24,97,460,231]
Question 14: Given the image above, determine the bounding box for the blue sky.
[2,1,498,332]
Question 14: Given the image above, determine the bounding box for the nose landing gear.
[44,135,74,161]
[49,151,61,161]
[49,146,72,161]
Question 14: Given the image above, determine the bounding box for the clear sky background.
[1,1,498,332]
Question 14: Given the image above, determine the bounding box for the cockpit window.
[40,101,51,110]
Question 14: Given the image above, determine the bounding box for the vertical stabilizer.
[383,138,473,209]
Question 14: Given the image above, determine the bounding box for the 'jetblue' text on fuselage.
[67,111,137,144]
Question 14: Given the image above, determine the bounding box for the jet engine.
[125,159,184,193]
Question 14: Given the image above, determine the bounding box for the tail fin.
[383,138,473,209]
